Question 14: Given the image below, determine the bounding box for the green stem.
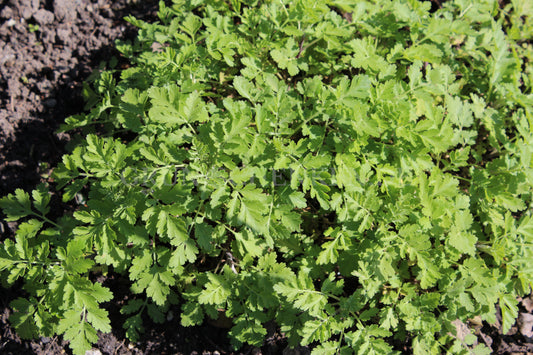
[197,211,237,235]
[188,201,205,234]
[14,260,61,266]
[32,213,61,229]
[299,37,322,56]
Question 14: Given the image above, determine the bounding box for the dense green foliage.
[1,0,533,353]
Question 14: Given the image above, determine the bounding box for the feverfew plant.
[1,0,532,354]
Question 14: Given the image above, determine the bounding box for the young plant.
[1,0,532,354]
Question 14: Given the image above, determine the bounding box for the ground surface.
[0,0,532,354]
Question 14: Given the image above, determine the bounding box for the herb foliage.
[1,0,533,354]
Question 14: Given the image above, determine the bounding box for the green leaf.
[229,316,267,347]
[32,184,51,215]
[404,44,443,63]
[472,344,493,355]
[500,293,518,334]
[379,307,398,331]
[86,307,111,333]
[9,298,38,339]
[229,186,272,238]
[181,301,204,327]
[233,76,256,101]
[121,299,145,315]
[274,272,327,317]
[180,14,202,38]
[169,238,199,267]
[494,192,526,212]
[57,310,99,355]
[288,191,307,209]
[123,313,144,341]
[448,210,477,255]
[165,214,189,245]
[142,269,174,306]
[233,229,265,258]
[270,38,304,76]
[0,189,33,221]
[311,341,341,355]
[317,228,347,265]
[130,251,153,281]
[301,319,332,345]
[16,219,43,239]
[181,91,208,123]
[147,303,165,323]
[198,273,231,305]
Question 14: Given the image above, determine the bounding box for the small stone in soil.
[522,296,533,313]
[33,9,55,25]
[53,0,80,22]
[0,6,14,19]
[20,0,40,20]
[519,313,533,338]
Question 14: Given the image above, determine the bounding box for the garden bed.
[1,1,532,354]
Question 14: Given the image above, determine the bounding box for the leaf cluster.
[1,0,533,354]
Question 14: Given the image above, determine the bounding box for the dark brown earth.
[0,0,532,354]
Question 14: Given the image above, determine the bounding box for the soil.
[0,0,532,354]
